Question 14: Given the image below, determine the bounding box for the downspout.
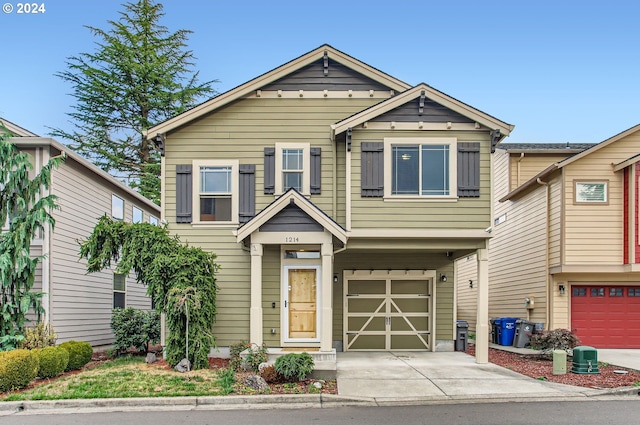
[517,152,525,187]
[332,131,337,218]
[40,147,51,324]
[536,178,551,329]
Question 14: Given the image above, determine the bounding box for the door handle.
[284,300,287,308]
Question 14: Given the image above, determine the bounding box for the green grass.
[1,356,228,401]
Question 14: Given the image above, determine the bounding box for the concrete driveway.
[597,349,640,371]
[335,351,593,403]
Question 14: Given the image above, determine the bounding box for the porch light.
[440,274,447,282]
[558,284,566,295]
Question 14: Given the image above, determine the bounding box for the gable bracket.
[323,51,329,76]
[419,90,425,115]
[490,129,501,153]
[153,133,166,157]
[346,128,352,152]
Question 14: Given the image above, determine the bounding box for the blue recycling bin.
[498,317,518,346]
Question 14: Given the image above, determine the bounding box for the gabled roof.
[10,137,160,212]
[0,117,39,137]
[498,142,597,154]
[145,45,412,138]
[236,188,346,244]
[499,123,640,202]
[331,83,514,139]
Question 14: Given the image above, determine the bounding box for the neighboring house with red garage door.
[457,125,640,348]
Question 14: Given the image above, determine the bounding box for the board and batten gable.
[48,145,156,346]
[561,136,638,265]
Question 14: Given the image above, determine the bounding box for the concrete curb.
[0,386,637,415]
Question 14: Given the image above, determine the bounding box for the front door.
[284,266,320,341]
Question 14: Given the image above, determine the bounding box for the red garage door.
[571,286,640,348]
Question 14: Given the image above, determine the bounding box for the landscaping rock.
[145,353,157,364]
[244,374,268,391]
[174,358,191,373]
[312,381,323,390]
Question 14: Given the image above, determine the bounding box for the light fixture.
[440,274,447,282]
[333,275,339,283]
[469,280,473,288]
[558,284,566,295]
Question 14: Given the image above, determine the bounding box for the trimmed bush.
[59,341,93,371]
[274,352,314,381]
[36,346,69,378]
[110,308,160,354]
[20,323,57,350]
[0,349,39,392]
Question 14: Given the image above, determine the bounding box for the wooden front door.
[286,268,318,340]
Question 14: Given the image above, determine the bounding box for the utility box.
[552,350,567,375]
[455,320,469,351]
[513,320,536,348]
[571,346,600,374]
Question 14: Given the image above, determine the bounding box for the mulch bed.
[465,344,640,389]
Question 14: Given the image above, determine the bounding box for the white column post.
[321,242,334,352]
[250,243,263,345]
[475,245,489,364]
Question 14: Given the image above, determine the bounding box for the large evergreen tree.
[52,0,216,204]
[0,126,62,351]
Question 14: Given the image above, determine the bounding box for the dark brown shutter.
[310,147,321,194]
[361,142,384,197]
[175,164,192,223]
[239,164,255,223]
[264,147,275,194]
[457,142,480,197]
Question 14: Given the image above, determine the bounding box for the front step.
[242,347,337,380]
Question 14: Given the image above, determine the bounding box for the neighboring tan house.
[1,118,160,347]
[145,45,513,365]
[458,128,640,349]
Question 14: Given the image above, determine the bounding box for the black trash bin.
[513,319,536,348]
[455,320,469,351]
[490,318,499,344]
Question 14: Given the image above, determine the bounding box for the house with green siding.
[145,45,513,367]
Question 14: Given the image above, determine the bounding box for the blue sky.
[1,0,639,144]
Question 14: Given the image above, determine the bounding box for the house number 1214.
[285,236,299,243]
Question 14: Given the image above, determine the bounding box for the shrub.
[20,323,57,350]
[274,352,315,381]
[229,341,250,371]
[111,308,160,355]
[260,364,285,384]
[245,343,268,372]
[35,346,69,378]
[529,328,581,354]
[0,349,39,392]
[59,341,93,371]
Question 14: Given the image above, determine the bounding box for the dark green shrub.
[274,352,314,381]
[529,328,581,354]
[245,343,268,372]
[260,364,285,384]
[20,323,57,350]
[59,341,93,371]
[0,349,39,392]
[35,346,69,378]
[110,308,160,354]
[229,341,250,371]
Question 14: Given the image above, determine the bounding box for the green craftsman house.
[145,45,513,367]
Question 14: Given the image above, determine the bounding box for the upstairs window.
[274,143,310,195]
[112,195,124,220]
[149,215,159,226]
[575,181,607,203]
[132,206,143,223]
[199,166,232,222]
[282,149,304,192]
[384,138,457,199]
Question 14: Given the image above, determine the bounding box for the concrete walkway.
[335,351,598,404]
[597,349,640,371]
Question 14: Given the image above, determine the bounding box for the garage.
[571,286,640,348]
[343,270,434,351]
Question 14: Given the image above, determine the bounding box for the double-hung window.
[113,273,126,308]
[384,138,457,199]
[275,143,310,194]
[193,160,239,224]
[132,206,143,223]
[112,195,124,220]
